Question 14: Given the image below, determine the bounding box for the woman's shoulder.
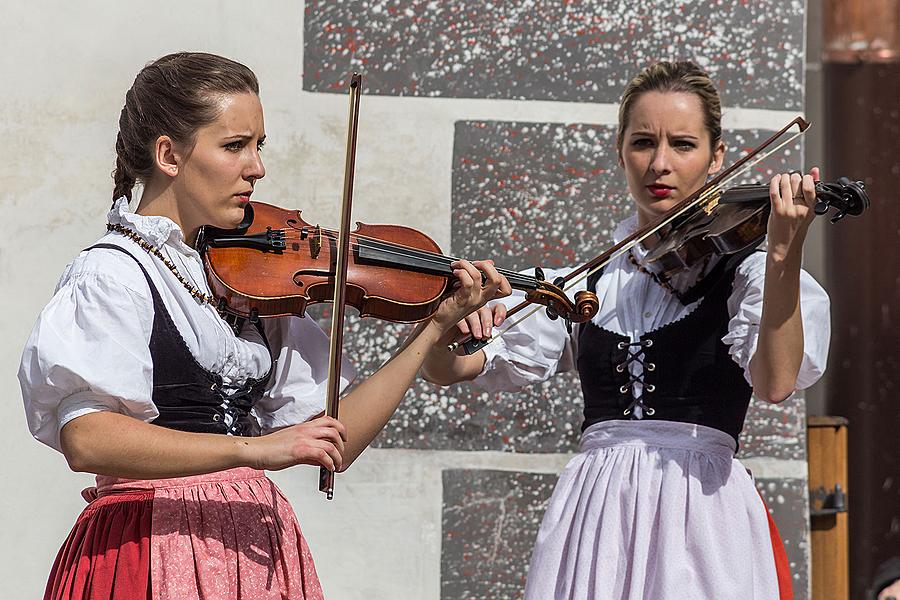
[733,248,767,277]
[57,234,153,301]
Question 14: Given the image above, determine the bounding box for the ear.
[154,135,182,178]
[708,140,725,176]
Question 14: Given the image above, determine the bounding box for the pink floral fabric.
[93,467,323,600]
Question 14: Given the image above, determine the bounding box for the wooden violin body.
[199,201,599,325]
[642,178,870,281]
[200,201,450,323]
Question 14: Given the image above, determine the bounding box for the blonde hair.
[616,61,722,154]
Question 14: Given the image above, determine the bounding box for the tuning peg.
[830,208,848,223]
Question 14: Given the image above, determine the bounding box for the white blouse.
[476,214,831,399]
[19,198,356,452]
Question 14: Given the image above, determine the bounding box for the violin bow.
[319,72,363,499]
[450,115,810,354]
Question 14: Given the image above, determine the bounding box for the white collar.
[612,213,646,261]
[612,213,639,244]
[107,197,196,256]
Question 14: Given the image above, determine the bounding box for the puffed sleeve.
[254,315,357,432]
[18,263,159,453]
[723,251,831,389]
[475,267,579,393]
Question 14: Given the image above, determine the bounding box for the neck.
[635,208,659,250]
[136,182,200,247]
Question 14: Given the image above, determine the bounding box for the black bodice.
[576,251,759,446]
[88,244,271,437]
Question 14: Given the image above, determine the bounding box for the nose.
[246,149,266,183]
[650,143,672,176]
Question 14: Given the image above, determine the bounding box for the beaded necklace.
[107,222,216,306]
[626,249,685,302]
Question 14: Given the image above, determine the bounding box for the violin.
[196,73,597,500]
[449,117,871,355]
[641,176,869,281]
[196,200,600,327]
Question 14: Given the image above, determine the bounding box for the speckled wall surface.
[451,121,802,284]
[758,477,811,596]
[303,0,804,110]
[441,470,557,599]
[347,126,803,455]
[441,471,810,600]
[300,0,811,596]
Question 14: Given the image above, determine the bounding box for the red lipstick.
[647,184,672,198]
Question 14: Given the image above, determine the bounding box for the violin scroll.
[527,280,599,325]
[449,280,599,355]
[813,177,868,223]
[574,290,600,322]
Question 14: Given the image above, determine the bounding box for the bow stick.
[319,72,362,499]
[450,116,810,354]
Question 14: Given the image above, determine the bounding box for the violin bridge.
[311,225,322,259]
[699,188,722,215]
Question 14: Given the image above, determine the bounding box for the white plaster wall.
[0,2,808,597]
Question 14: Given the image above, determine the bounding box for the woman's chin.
[213,207,250,230]
[634,200,680,227]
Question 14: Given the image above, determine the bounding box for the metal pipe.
[824,0,899,62]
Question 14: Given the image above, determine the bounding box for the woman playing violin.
[18,52,510,599]
[423,61,829,599]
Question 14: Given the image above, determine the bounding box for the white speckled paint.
[0,1,811,598]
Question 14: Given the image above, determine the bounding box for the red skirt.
[45,468,323,600]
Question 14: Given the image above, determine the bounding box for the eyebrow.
[629,130,700,140]
[222,133,266,142]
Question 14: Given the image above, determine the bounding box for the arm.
[420,303,504,385]
[423,266,581,390]
[337,260,509,467]
[60,410,347,478]
[749,168,818,403]
[59,259,509,477]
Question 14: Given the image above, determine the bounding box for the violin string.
[271,222,544,285]
[472,126,806,349]
[278,232,539,288]
[265,230,539,288]
[341,237,539,287]
[277,228,472,266]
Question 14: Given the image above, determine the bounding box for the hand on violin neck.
[766,167,819,262]
[431,259,512,335]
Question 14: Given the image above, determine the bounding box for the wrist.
[421,318,450,345]
[232,436,259,470]
[766,242,803,269]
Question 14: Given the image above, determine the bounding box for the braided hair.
[111,52,259,207]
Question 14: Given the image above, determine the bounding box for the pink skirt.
[45,467,323,600]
